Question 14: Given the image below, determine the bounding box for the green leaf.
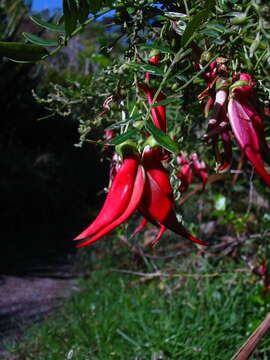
[30,16,65,32]
[181,0,215,47]
[213,194,226,211]
[89,0,105,13]
[175,74,188,82]
[129,62,164,76]
[106,113,144,130]
[0,41,48,62]
[78,0,89,23]
[63,0,78,37]
[37,113,55,121]
[22,33,58,47]
[137,43,175,54]
[164,12,188,19]
[145,121,180,153]
[201,29,220,38]
[109,128,139,145]
[152,97,180,107]
[171,20,187,36]
[206,22,227,33]
[129,113,144,122]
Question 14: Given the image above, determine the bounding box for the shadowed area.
[0,257,79,355]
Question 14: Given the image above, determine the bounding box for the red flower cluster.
[75,144,207,248]
[75,54,207,248]
[177,152,208,193]
[199,57,270,185]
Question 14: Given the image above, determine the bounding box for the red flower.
[228,74,270,186]
[176,152,208,193]
[75,144,207,248]
[139,147,207,247]
[190,153,208,187]
[75,149,145,248]
[138,54,167,132]
[138,83,167,132]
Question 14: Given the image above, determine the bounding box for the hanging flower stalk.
[75,54,208,248]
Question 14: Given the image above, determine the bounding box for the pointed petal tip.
[73,236,83,241]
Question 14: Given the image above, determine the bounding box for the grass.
[5,248,270,360]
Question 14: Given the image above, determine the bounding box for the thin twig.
[179,174,228,206]
[230,312,270,360]
[111,269,168,277]
[232,151,244,186]
[111,269,220,279]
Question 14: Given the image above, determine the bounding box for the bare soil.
[0,252,79,357]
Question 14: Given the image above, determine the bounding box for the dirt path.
[0,252,79,357]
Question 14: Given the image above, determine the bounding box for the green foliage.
[22,33,59,47]
[0,0,31,40]
[145,121,180,153]
[6,253,270,359]
[30,15,65,32]
[0,41,48,61]
[181,0,215,47]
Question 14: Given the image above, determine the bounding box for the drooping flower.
[176,152,208,193]
[198,63,270,186]
[139,146,207,247]
[137,83,167,133]
[190,153,208,187]
[228,75,270,186]
[203,80,232,174]
[75,51,209,248]
[75,144,145,248]
[176,153,193,193]
[138,54,167,132]
[75,143,207,248]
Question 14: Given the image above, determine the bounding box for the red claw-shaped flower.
[228,75,270,186]
[177,152,208,192]
[177,163,193,193]
[75,150,145,247]
[138,83,167,132]
[176,153,192,193]
[190,153,208,186]
[75,144,207,248]
[138,54,167,132]
[140,147,207,247]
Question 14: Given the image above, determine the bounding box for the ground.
[0,251,78,357]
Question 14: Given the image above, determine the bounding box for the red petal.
[217,131,232,173]
[74,158,139,240]
[235,95,270,165]
[228,98,270,186]
[77,165,146,248]
[150,224,166,247]
[142,147,173,200]
[178,164,193,193]
[137,83,167,132]
[131,217,148,237]
[142,170,207,246]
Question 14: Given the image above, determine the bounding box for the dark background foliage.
[0,1,110,272]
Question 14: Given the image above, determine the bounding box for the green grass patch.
[6,253,270,360]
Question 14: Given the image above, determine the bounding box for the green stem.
[243,37,267,50]
[143,48,188,123]
[71,8,112,38]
